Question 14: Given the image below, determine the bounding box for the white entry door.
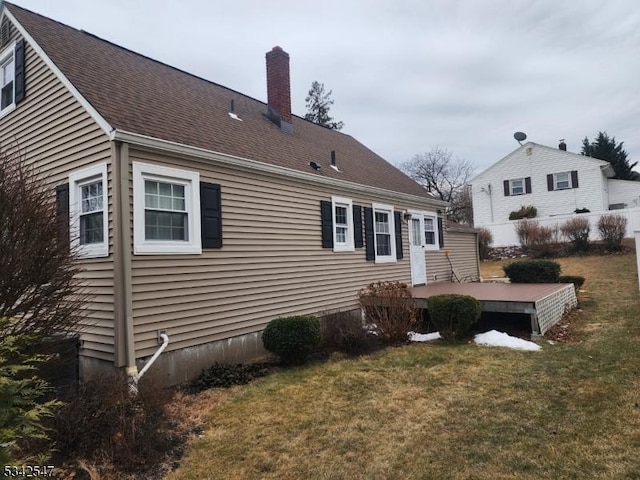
[409,214,427,285]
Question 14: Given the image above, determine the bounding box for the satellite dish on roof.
[514,131,527,145]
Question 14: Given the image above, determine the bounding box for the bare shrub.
[514,219,538,249]
[597,214,627,251]
[320,310,378,355]
[0,144,86,338]
[561,217,591,253]
[477,228,493,260]
[357,281,418,344]
[52,372,181,477]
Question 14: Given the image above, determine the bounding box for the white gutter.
[110,129,449,208]
[129,333,169,395]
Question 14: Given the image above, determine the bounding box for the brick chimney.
[559,140,567,151]
[266,46,292,131]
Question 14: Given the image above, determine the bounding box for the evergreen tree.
[304,81,344,131]
[581,131,637,180]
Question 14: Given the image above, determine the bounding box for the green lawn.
[167,253,640,480]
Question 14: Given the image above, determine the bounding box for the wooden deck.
[410,282,578,335]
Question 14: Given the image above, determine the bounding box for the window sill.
[77,244,109,258]
[333,244,355,253]
[374,256,397,264]
[134,242,202,255]
[0,103,16,119]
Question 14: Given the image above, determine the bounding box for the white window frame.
[423,212,440,250]
[331,196,354,252]
[509,178,525,195]
[133,162,201,255]
[69,163,108,258]
[372,202,396,263]
[0,41,16,118]
[554,172,571,190]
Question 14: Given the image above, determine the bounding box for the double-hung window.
[554,172,570,190]
[331,196,354,252]
[133,162,201,255]
[510,178,524,195]
[372,203,396,262]
[0,42,15,116]
[424,214,437,248]
[69,163,108,257]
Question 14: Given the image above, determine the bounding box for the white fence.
[483,207,640,247]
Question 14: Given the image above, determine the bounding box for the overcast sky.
[11,0,640,175]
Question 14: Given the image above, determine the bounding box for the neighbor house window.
[133,162,201,255]
[510,178,524,195]
[372,203,396,262]
[0,42,15,115]
[331,196,354,252]
[554,172,570,190]
[69,163,108,258]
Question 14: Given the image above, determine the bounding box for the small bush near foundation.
[561,217,591,253]
[262,316,321,364]
[52,372,179,476]
[597,214,627,251]
[478,228,493,260]
[358,281,419,344]
[320,310,378,355]
[191,362,271,392]
[509,205,537,220]
[427,294,481,342]
[504,259,561,283]
[558,275,585,290]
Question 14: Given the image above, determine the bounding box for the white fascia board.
[4,8,113,137]
[111,129,449,209]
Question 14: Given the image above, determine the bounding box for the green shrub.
[558,275,585,290]
[191,362,271,391]
[262,316,321,364]
[0,329,60,465]
[357,281,418,344]
[597,214,627,251]
[509,205,537,220]
[477,227,493,260]
[427,294,481,342]
[503,259,561,283]
[574,208,590,214]
[561,217,590,253]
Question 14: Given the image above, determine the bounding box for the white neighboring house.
[471,142,640,246]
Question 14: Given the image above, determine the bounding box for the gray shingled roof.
[6,2,435,199]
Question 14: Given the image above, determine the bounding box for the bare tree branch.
[399,147,475,224]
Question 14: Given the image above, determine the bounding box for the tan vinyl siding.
[129,148,443,357]
[426,229,479,283]
[0,31,114,361]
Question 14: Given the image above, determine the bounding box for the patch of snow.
[409,331,442,342]
[474,330,541,351]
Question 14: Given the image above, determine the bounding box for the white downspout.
[129,333,169,394]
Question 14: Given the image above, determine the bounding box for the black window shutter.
[320,200,333,249]
[437,217,445,248]
[547,174,554,191]
[525,177,532,194]
[364,207,375,261]
[200,182,222,249]
[55,183,70,249]
[571,170,579,188]
[394,211,403,260]
[503,180,510,196]
[14,39,25,104]
[353,204,363,248]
